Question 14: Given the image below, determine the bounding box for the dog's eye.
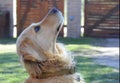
[34,26,40,32]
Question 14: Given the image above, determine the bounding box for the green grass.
[58,37,119,83]
[58,37,102,55]
[0,38,119,83]
[0,38,28,83]
[75,56,119,83]
[0,52,28,83]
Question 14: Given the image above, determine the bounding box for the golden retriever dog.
[16,7,85,83]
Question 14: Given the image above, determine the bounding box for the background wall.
[67,0,81,38]
[17,0,64,36]
[0,0,13,37]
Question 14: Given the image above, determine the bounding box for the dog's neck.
[37,36,57,54]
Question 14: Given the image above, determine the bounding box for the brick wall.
[67,0,81,38]
[17,0,64,36]
[0,0,13,37]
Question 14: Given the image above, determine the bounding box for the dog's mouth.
[57,24,62,32]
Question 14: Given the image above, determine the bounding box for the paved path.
[93,38,119,69]
[74,38,119,69]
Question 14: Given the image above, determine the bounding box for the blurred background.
[0,0,119,83]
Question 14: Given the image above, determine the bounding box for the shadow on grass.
[0,52,28,83]
[0,38,16,44]
[0,52,18,63]
[58,37,119,48]
[75,56,119,83]
[58,37,95,45]
[1,37,96,45]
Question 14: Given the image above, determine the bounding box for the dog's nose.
[51,7,58,14]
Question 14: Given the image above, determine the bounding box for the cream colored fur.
[16,8,85,83]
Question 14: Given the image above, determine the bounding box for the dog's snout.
[51,7,58,14]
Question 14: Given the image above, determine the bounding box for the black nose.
[51,7,58,13]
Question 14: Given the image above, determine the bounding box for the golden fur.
[16,8,85,83]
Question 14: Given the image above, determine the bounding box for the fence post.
[67,0,81,38]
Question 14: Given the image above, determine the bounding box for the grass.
[58,37,102,55]
[0,38,119,83]
[0,52,28,83]
[75,56,119,83]
[0,38,28,83]
[58,37,119,83]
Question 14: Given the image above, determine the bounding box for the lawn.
[0,38,119,83]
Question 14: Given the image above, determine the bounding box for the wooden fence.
[84,0,119,37]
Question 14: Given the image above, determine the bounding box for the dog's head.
[17,8,75,79]
[17,8,64,60]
